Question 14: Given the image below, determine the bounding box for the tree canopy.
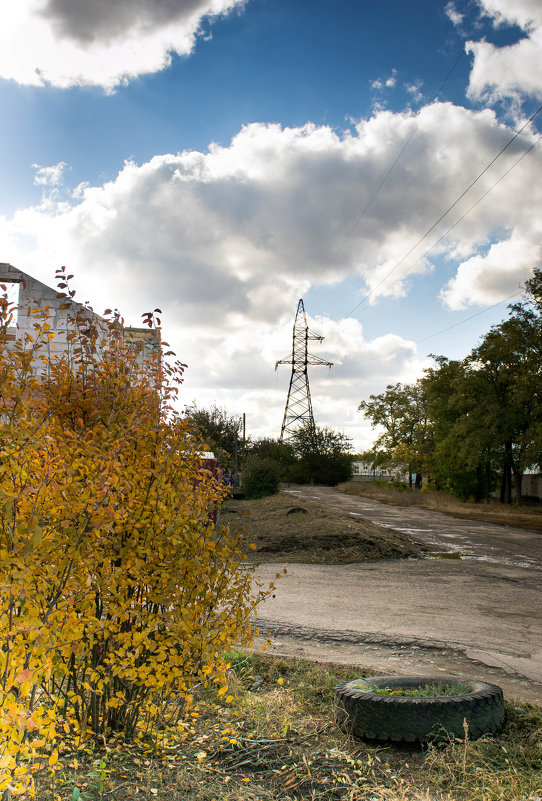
[287,423,353,485]
[358,269,542,503]
[185,403,243,469]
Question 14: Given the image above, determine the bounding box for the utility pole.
[276,299,332,443]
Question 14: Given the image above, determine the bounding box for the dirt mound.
[222,491,420,564]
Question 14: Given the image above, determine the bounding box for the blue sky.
[1,0,541,449]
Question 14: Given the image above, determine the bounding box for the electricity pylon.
[276,299,333,443]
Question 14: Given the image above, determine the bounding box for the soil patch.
[222,491,421,564]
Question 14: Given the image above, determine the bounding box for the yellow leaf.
[48,750,59,767]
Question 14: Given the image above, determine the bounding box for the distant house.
[351,460,406,483]
[0,263,160,373]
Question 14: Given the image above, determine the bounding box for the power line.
[374,134,542,297]
[324,104,541,331]
[414,290,523,344]
[286,1,537,376]
[352,289,523,367]
[313,133,539,372]
[316,130,416,278]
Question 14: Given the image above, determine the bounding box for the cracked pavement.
[252,486,542,704]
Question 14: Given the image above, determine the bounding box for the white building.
[351,461,406,482]
[0,263,160,373]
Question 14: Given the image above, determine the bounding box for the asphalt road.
[253,486,542,703]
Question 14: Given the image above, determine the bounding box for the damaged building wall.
[0,263,160,374]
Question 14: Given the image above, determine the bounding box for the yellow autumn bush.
[0,271,269,797]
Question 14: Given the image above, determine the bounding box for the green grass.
[32,650,542,801]
[353,681,473,697]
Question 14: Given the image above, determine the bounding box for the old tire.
[334,675,504,743]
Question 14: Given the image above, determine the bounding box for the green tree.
[357,269,542,504]
[422,357,498,500]
[288,424,353,485]
[241,455,281,499]
[185,404,243,470]
[467,299,542,503]
[358,383,430,488]
[247,437,297,478]
[420,268,542,503]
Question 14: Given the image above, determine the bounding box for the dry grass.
[338,482,542,533]
[222,492,420,564]
[34,651,542,801]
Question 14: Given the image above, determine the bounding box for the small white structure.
[521,471,542,500]
[351,461,406,483]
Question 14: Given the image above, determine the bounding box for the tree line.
[188,269,541,503]
[358,269,542,504]
[185,404,353,496]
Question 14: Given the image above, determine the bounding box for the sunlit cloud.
[0,0,245,90]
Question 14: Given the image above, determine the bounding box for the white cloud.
[445,2,464,27]
[0,0,245,90]
[405,79,424,105]
[33,162,68,186]
[1,104,540,447]
[385,73,397,89]
[467,0,542,102]
[370,69,397,92]
[7,104,539,316]
[476,0,542,31]
[440,231,542,310]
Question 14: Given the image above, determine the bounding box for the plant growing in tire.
[334,675,505,743]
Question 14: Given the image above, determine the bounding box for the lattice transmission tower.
[275,299,333,443]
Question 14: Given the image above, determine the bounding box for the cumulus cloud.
[370,69,397,91]
[1,104,540,446]
[476,0,542,32]
[467,0,542,102]
[7,104,539,315]
[33,162,68,186]
[0,0,245,90]
[440,231,542,310]
[444,2,464,27]
[405,79,424,105]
